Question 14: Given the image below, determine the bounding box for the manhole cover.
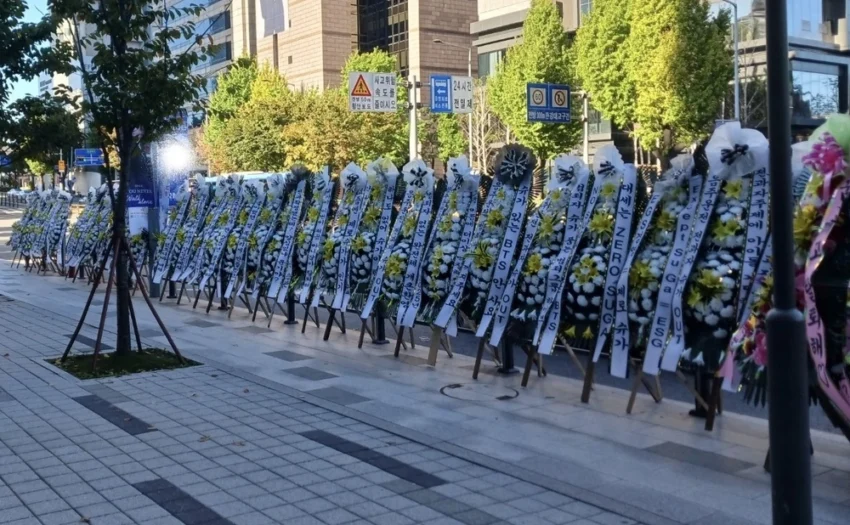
[440,383,519,402]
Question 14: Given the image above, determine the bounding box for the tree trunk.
[113,160,132,356]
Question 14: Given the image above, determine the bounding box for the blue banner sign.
[430,75,452,113]
[526,83,571,124]
[74,148,105,167]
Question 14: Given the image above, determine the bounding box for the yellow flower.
[438,215,454,234]
[725,179,744,200]
[259,208,272,224]
[296,230,307,246]
[794,205,819,248]
[267,239,280,252]
[217,211,230,227]
[429,247,445,279]
[805,173,824,197]
[370,185,383,202]
[237,209,249,226]
[524,253,543,277]
[168,209,178,222]
[323,239,335,261]
[307,207,320,222]
[363,206,381,228]
[486,208,505,229]
[687,269,725,308]
[469,240,494,270]
[176,228,186,244]
[656,210,676,231]
[313,190,322,201]
[344,192,355,205]
[496,188,506,200]
[575,256,600,285]
[248,234,258,250]
[351,235,368,253]
[628,260,653,293]
[536,214,556,242]
[226,234,238,250]
[550,188,563,202]
[338,214,349,228]
[582,326,594,339]
[711,218,742,241]
[414,191,424,203]
[686,288,703,308]
[564,326,577,338]
[448,192,458,210]
[600,182,619,199]
[588,210,614,238]
[402,214,418,237]
[193,238,202,249]
[385,253,405,279]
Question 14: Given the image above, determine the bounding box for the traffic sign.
[451,76,473,114]
[74,148,105,167]
[348,72,397,112]
[0,155,11,167]
[527,83,571,123]
[430,75,452,113]
[58,160,66,172]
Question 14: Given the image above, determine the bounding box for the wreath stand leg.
[557,336,586,376]
[176,281,187,305]
[322,308,346,340]
[704,376,724,431]
[356,316,377,348]
[519,344,546,388]
[393,326,406,357]
[626,359,663,414]
[426,326,455,367]
[675,369,711,413]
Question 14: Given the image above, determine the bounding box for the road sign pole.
[409,75,418,161]
[764,0,812,523]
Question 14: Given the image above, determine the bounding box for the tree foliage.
[487,0,580,161]
[575,0,635,130]
[207,66,295,172]
[6,94,82,168]
[436,114,467,162]
[25,158,52,176]
[205,56,258,143]
[627,0,731,149]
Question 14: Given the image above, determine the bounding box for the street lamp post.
[721,0,740,121]
[433,39,474,165]
[764,0,812,523]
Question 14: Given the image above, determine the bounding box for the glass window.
[791,62,842,120]
[358,0,409,75]
[208,11,230,35]
[579,0,592,21]
[208,42,232,66]
[587,106,611,136]
[477,50,504,79]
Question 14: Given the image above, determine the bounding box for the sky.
[8,0,49,104]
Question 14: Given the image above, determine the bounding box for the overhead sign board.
[58,160,66,172]
[348,72,397,112]
[74,148,105,167]
[0,155,11,167]
[429,75,473,114]
[526,83,571,123]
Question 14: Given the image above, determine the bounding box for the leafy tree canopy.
[206,56,258,143]
[487,0,580,161]
[436,114,466,162]
[5,94,82,167]
[575,0,635,130]
[628,0,731,148]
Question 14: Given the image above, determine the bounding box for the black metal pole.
[168,282,177,298]
[373,301,388,344]
[764,1,812,524]
[285,292,298,324]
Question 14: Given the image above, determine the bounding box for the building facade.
[471,0,850,161]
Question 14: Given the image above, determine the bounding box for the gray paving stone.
[18,488,59,505]
[125,505,172,522]
[265,350,311,362]
[28,497,72,516]
[306,387,370,406]
[347,501,389,518]
[400,505,446,521]
[282,367,338,381]
[76,502,120,518]
[262,504,306,521]
[210,500,254,518]
[34,510,82,525]
[0,506,34,522]
[453,509,501,525]
[536,508,580,524]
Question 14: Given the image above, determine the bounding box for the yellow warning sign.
[351,75,372,97]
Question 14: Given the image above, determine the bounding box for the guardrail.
[0,192,26,208]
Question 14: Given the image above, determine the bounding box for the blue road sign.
[0,155,11,167]
[527,83,571,123]
[74,148,105,167]
[430,75,452,113]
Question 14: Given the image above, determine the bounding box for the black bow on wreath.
[597,161,616,176]
[556,165,575,184]
[407,167,429,189]
[721,144,749,166]
[290,164,311,183]
[345,171,361,189]
[496,144,535,186]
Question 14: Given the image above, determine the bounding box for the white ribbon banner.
[398,189,436,327]
[267,180,307,301]
[298,183,334,304]
[152,194,192,283]
[642,175,703,375]
[224,196,266,297]
[331,186,370,309]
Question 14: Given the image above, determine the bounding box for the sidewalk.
[1,211,849,525]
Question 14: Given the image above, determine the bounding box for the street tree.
[487,0,580,163]
[51,0,212,356]
[466,82,505,172]
[6,95,82,176]
[210,66,296,172]
[436,114,467,163]
[628,0,732,159]
[574,0,635,131]
[204,55,258,158]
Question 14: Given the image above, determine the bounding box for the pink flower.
[803,132,847,198]
[753,332,768,366]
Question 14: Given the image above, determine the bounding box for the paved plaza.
[1,209,849,525]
